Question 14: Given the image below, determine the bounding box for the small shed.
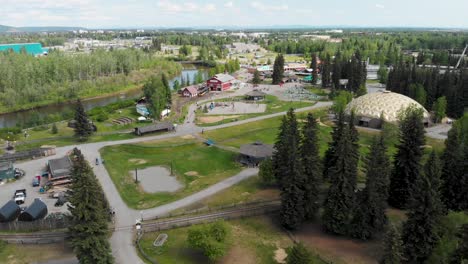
[134,122,174,136]
[48,156,73,180]
[0,161,14,180]
[182,86,199,97]
[0,200,21,222]
[18,199,48,221]
[245,90,267,101]
[239,142,274,166]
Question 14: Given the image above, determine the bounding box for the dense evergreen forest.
[262,32,468,66]
[0,49,181,112]
[387,63,468,118]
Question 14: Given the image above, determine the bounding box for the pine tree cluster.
[387,63,468,118]
[273,110,322,230]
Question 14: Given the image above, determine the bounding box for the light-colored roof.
[183,86,198,95]
[213,74,235,83]
[345,91,430,123]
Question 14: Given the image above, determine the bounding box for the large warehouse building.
[0,43,48,56]
[345,91,431,128]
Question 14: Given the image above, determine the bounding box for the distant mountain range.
[0,25,85,33]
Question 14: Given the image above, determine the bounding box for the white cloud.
[156,1,216,14]
[157,1,182,13]
[204,4,216,12]
[251,2,288,12]
[375,4,385,9]
[224,1,233,8]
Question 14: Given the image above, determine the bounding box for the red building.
[206,74,236,91]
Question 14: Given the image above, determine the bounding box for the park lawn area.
[0,242,74,264]
[202,109,332,155]
[174,176,280,213]
[100,138,242,209]
[139,216,326,264]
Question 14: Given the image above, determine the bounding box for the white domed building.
[345,91,431,128]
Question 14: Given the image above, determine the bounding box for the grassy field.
[202,108,445,183]
[139,216,326,264]
[100,138,242,209]
[173,176,280,213]
[0,242,74,264]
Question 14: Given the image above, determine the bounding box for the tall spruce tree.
[321,54,332,88]
[74,99,93,141]
[380,224,404,264]
[68,148,113,264]
[272,54,285,85]
[449,224,468,264]
[301,113,322,219]
[441,122,467,211]
[322,114,359,235]
[402,151,444,263]
[161,73,172,106]
[332,51,342,92]
[323,111,347,179]
[388,106,426,209]
[252,70,261,86]
[311,53,318,85]
[273,109,306,229]
[351,136,391,240]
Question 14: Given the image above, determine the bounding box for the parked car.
[14,189,26,204]
[32,175,41,187]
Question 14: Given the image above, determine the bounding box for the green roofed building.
[0,43,48,56]
[0,162,14,180]
[303,75,313,82]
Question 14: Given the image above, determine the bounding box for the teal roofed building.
[0,43,48,56]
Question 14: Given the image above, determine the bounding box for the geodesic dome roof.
[345,91,430,123]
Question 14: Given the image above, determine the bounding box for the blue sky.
[1,0,467,28]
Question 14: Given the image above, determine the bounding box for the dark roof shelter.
[245,90,267,101]
[48,156,73,179]
[239,142,274,166]
[0,200,21,222]
[18,198,48,221]
[134,122,174,136]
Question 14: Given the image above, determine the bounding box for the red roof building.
[182,86,199,97]
[206,74,236,91]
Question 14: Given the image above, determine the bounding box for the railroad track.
[0,201,281,244]
[142,201,281,232]
[0,231,68,244]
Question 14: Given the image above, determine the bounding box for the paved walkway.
[14,96,331,264]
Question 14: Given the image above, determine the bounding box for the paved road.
[12,97,331,264]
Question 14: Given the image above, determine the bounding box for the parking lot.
[0,157,69,216]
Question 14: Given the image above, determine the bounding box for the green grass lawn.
[0,242,74,264]
[173,176,280,214]
[139,216,326,264]
[100,138,242,209]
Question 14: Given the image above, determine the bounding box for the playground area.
[264,83,321,101]
[203,101,267,115]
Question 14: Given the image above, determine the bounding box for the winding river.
[0,65,209,128]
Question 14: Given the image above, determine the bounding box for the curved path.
[15,97,332,264]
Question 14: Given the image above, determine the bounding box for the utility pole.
[135,168,138,183]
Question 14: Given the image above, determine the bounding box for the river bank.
[0,64,209,128]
